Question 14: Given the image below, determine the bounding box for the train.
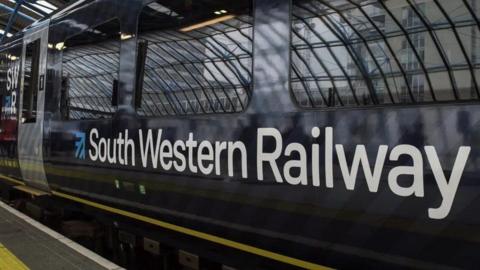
[0,0,479,269]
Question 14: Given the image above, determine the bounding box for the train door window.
[61,19,120,120]
[135,0,253,116]
[23,39,41,123]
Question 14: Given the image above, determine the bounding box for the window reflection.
[291,0,480,108]
[136,0,253,116]
[61,19,120,120]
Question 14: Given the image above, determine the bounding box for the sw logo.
[73,131,86,159]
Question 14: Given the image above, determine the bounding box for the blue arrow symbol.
[73,131,86,159]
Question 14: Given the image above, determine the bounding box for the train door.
[18,22,49,190]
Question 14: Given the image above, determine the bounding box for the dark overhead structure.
[0,0,73,41]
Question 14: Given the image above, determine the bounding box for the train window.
[291,0,480,108]
[135,0,253,116]
[23,39,41,123]
[61,19,120,120]
[0,45,21,124]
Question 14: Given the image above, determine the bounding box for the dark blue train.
[0,0,478,269]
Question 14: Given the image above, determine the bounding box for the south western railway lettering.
[87,127,470,220]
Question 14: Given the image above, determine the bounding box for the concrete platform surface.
[0,201,123,270]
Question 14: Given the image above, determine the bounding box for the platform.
[0,200,123,270]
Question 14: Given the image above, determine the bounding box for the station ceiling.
[0,0,75,37]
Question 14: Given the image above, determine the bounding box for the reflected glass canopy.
[291,0,480,107]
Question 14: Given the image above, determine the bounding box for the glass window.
[61,19,120,120]
[0,44,21,121]
[291,0,480,108]
[136,0,253,116]
[23,39,41,122]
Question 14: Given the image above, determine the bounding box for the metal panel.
[18,21,49,191]
[251,0,294,113]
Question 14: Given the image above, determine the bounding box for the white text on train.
[87,127,471,220]
[4,60,19,115]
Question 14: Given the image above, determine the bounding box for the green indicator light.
[115,179,120,189]
[139,184,146,195]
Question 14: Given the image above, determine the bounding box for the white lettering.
[160,139,173,170]
[257,128,282,182]
[173,140,186,172]
[425,146,470,219]
[228,141,247,179]
[388,145,424,197]
[325,127,333,188]
[198,141,214,175]
[139,129,161,168]
[283,143,307,185]
[336,145,388,192]
[88,128,99,161]
[186,133,198,173]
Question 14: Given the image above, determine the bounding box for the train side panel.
[41,1,480,269]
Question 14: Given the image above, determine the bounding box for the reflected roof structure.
[61,0,253,119]
[0,0,75,41]
[291,0,480,107]
[7,0,478,116]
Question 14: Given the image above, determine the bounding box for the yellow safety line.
[0,244,29,270]
[52,190,333,270]
[0,175,25,186]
